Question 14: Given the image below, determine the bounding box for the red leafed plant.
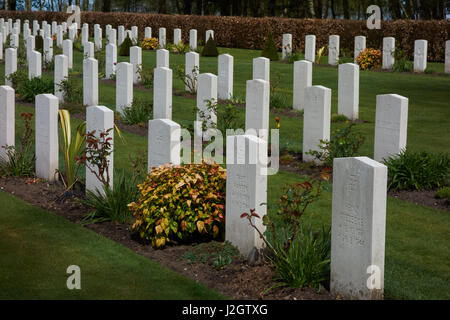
[75,128,113,188]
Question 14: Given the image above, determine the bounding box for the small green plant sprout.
[307,123,364,167]
[175,63,198,94]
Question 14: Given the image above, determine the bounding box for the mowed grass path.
[0,191,225,300]
[0,43,449,299]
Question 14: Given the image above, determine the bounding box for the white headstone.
[35,94,59,182]
[303,85,331,164]
[10,33,19,48]
[83,58,99,107]
[86,106,114,195]
[383,37,395,70]
[328,35,340,65]
[43,37,53,64]
[130,46,142,84]
[218,54,233,100]
[185,51,199,92]
[131,26,138,43]
[156,48,169,68]
[5,48,17,87]
[81,24,88,46]
[0,86,15,161]
[245,79,269,142]
[338,63,359,120]
[29,50,42,80]
[108,28,117,46]
[54,55,68,102]
[374,94,408,162]
[118,25,125,46]
[153,67,173,119]
[148,118,181,171]
[68,25,76,41]
[196,73,217,127]
[354,36,366,63]
[445,40,450,74]
[105,43,117,79]
[173,28,181,44]
[331,156,387,300]
[84,41,94,59]
[116,62,133,115]
[26,35,35,60]
[159,27,166,48]
[252,57,270,82]
[282,33,292,60]
[225,134,267,259]
[51,21,57,35]
[305,35,316,63]
[414,39,427,72]
[0,34,2,60]
[293,60,312,111]
[56,25,63,48]
[145,27,152,39]
[189,29,197,50]
[94,26,102,50]
[63,39,73,69]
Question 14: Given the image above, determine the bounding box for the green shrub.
[307,123,365,167]
[287,51,302,63]
[270,93,289,109]
[0,113,36,177]
[242,170,332,291]
[119,34,133,56]
[384,150,450,191]
[5,69,27,90]
[436,187,450,199]
[82,169,140,224]
[18,77,54,102]
[331,113,349,123]
[268,222,331,290]
[199,99,244,134]
[201,35,219,57]
[130,162,226,248]
[261,32,279,61]
[393,46,413,72]
[57,77,84,113]
[120,98,153,125]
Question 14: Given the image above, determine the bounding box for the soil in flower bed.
[0,176,334,300]
[388,189,449,212]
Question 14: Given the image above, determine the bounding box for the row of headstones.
[0,77,393,299]
[281,33,450,73]
[2,17,450,73]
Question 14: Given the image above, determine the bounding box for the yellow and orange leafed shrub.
[129,161,226,248]
[140,37,158,50]
[356,48,382,70]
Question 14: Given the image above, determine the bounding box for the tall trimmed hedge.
[1,11,448,62]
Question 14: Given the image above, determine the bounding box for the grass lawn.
[0,40,449,300]
[0,190,225,300]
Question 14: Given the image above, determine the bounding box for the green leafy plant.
[141,37,159,50]
[393,46,413,72]
[384,150,450,191]
[0,113,36,177]
[199,99,244,134]
[17,77,54,102]
[287,51,302,63]
[241,169,332,291]
[57,77,84,112]
[130,161,226,248]
[82,169,141,224]
[174,63,198,94]
[307,123,365,167]
[201,35,219,57]
[261,32,279,61]
[58,110,86,190]
[119,34,133,56]
[137,64,154,89]
[270,71,288,109]
[171,41,189,54]
[436,187,450,199]
[331,113,349,123]
[120,98,153,125]
[5,68,28,89]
